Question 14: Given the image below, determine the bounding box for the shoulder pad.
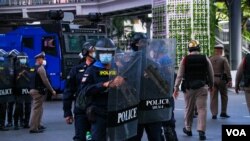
[93,61,105,68]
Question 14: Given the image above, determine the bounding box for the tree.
[215,0,250,38]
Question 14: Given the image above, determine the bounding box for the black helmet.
[130,32,147,51]
[95,38,116,64]
[79,40,96,59]
[8,49,20,58]
[0,49,7,57]
[188,40,200,52]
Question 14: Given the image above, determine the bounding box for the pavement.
[0,89,249,141]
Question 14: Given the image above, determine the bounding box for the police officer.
[80,38,122,141]
[29,52,56,133]
[0,49,15,131]
[210,44,232,119]
[173,40,214,140]
[63,41,96,141]
[127,33,162,141]
[128,33,177,141]
[235,50,250,114]
[13,52,32,130]
[6,50,19,129]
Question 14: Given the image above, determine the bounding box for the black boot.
[220,113,230,118]
[183,127,192,136]
[164,126,179,141]
[198,131,206,140]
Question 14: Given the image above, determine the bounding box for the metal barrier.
[215,25,229,44]
[0,0,96,6]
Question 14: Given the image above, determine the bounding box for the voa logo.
[226,129,246,136]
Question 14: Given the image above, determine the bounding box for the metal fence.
[215,25,229,44]
[0,0,97,6]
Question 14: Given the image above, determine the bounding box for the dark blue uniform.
[63,62,92,141]
[80,61,109,141]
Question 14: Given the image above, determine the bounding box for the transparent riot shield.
[14,53,31,102]
[107,51,142,141]
[0,49,14,103]
[138,39,176,124]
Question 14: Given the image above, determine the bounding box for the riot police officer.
[63,41,96,141]
[129,33,178,141]
[6,50,19,129]
[0,49,15,131]
[173,40,214,140]
[13,52,32,130]
[80,38,123,141]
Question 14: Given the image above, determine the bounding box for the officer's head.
[149,40,167,60]
[79,40,96,62]
[188,40,200,52]
[214,44,224,55]
[17,52,29,66]
[95,38,116,65]
[130,32,147,51]
[34,52,45,66]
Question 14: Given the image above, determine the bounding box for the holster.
[86,106,97,122]
[86,105,107,122]
[221,73,229,83]
[37,87,47,95]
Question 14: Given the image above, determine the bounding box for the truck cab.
[0,22,106,94]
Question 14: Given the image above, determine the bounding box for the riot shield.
[107,51,142,141]
[138,39,176,123]
[14,53,31,102]
[0,49,14,103]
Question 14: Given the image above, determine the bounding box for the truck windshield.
[64,34,86,53]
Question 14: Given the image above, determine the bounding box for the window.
[64,34,86,53]
[88,36,98,40]
[42,36,57,56]
[22,37,34,49]
[99,36,105,39]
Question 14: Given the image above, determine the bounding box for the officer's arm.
[206,57,214,88]
[174,58,185,91]
[83,71,107,97]
[223,58,232,81]
[37,66,54,93]
[62,68,76,118]
[235,59,244,87]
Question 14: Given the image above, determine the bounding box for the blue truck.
[0,21,106,95]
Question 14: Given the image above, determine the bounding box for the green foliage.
[210,1,217,56]
[215,0,250,39]
[112,17,125,39]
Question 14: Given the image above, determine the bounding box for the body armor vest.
[185,54,208,89]
[30,65,46,90]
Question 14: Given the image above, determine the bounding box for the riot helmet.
[79,39,96,60]
[188,40,200,52]
[130,32,147,51]
[8,49,20,58]
[148,40,167,60]
[95,38,116,64]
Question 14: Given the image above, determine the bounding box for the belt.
[214,74,222,77]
